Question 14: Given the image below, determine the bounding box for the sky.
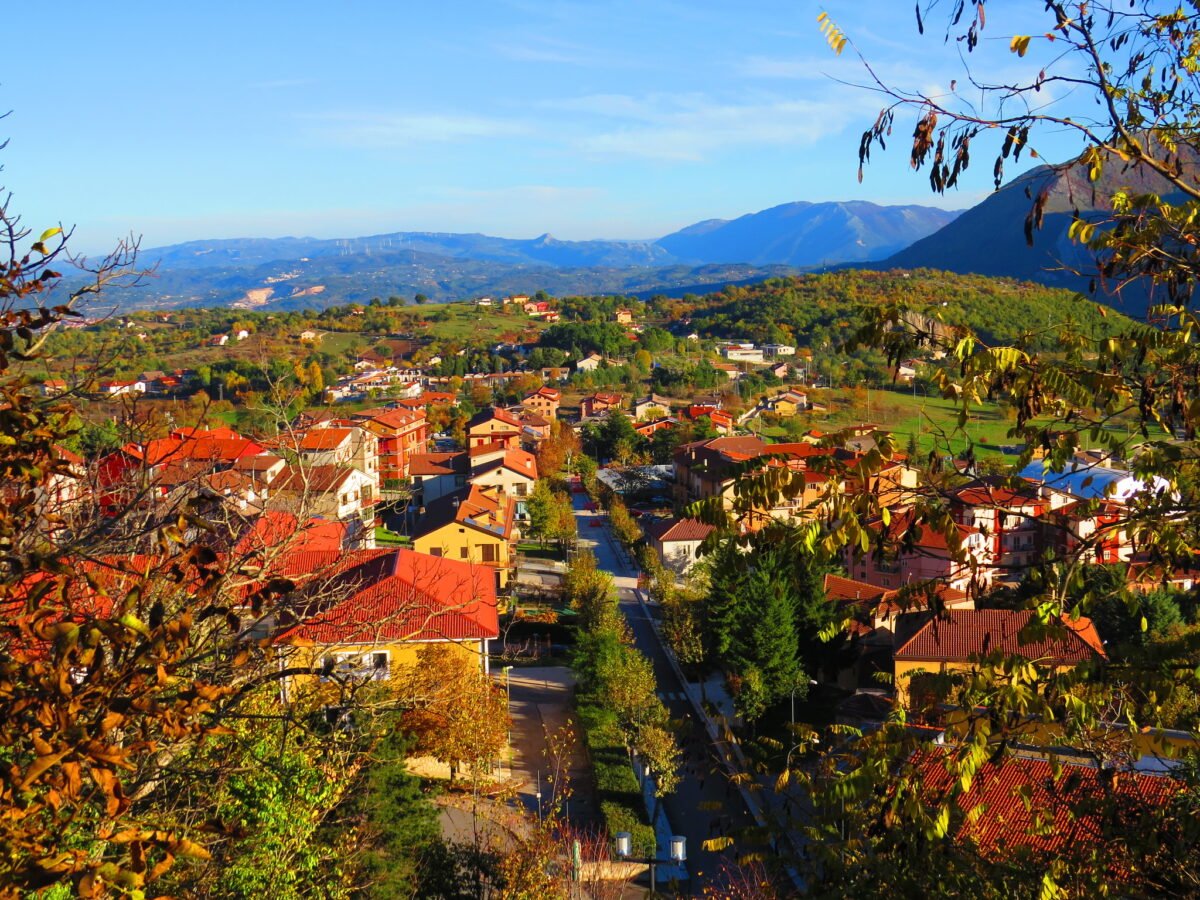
[1,2,1090,254]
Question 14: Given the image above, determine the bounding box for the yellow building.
[412,483,517,590]
[275,547,499,695]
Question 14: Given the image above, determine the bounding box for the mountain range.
[81,201,960,312]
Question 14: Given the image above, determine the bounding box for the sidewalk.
[502,665,600,829]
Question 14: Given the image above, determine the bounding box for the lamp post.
[614,832,686,897]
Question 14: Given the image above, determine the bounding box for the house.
[685,405,735,434]
[506,295,530,306]
[947,478,1050,580]
[268,464,377,547]
[720,345,765,363]
[466,407,524,450]
[768,362,790,379]
[275,548,500,685]
[517,411,551,447]
[633,394,673,421]
[711,362,743,380]
[99,379,146,397]
[294,425,380,492]
[474,297,494,307]
[351,406,429,485]
[644,517,715,575]
[615,307,634,325]
[848,509,993,594]
[634,416,677,438]
[761,389,808,418]
[522,386,561,420]
[524,300,552,315]
[298,330,320,342]
[575,352,605,372]
[580,392,622,418]
[409,452,470,508]
[411,484,517,590]
[235,329,251,341]
[892,608,1105,706]
[468,448,538,519]
[208,334,229,347]
[761,343,796,357]
[41,379,68,397]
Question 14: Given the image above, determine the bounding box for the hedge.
[575,701,656,857]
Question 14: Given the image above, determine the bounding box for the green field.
[762,385,1152,461]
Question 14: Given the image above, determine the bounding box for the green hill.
[671,268,1131,350]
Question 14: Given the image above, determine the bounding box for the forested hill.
[661,269,1131,350]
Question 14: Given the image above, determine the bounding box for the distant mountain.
[142,231,674,272]
[83,248,796,313]
[880,143,1200,315]
[655,201,961,267]
[80,199,962,312]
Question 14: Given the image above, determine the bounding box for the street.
[571,492,760,891]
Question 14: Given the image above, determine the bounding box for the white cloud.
[301,111,528,148]
[565,91,878,162]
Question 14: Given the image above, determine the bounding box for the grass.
[764,385,1161,461]
[375,526,411,545]
[515,541,566,562]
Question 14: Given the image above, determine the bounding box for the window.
[429,547,443,557]
[481,544,497,563]
[460,546,469,559]
[321,651,390,681]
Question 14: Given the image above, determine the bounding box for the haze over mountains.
[95,201,959,312]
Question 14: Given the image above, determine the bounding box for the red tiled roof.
[299,427,354,451]
[644,517,715,543]
[914,751,1180,861]
[468,441,508,458]
[409,451,467,476]
[894,609,1106,663]
[468,407,523,429]
[277,549,498,644]
[233,511,347,560]
[472,448,538,480]
[119,435,267,468]
[271,464,360,494]
[823,573,890,604]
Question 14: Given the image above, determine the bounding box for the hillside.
[671,269,1130,350]
[656,201,959,266]
[881,143,1200,317]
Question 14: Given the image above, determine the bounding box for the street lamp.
[614,833,686,897]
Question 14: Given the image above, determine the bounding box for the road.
[572,493,760,891]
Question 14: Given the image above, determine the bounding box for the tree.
[526,480,555,548]
[399,645,509,784]
[536,419,581,479]
[687,5,1200,894]
[413,293,429,305]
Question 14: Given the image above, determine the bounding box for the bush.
[576,702,655,857]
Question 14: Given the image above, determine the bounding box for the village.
[24,286,1195,894]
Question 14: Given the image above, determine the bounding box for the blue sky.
[2,2,1087,253]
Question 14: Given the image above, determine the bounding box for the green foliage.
[353,723,441,900]
[574,703,656,858]
[702,538,836,719]
[540,321,632,358]
[659,270,1128,354]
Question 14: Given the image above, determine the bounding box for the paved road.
[572,494,760,891]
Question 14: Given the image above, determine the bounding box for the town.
[13,274,1197,896]
[5,3,1200,898]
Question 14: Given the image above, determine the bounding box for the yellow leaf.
[1010,35,1032,57]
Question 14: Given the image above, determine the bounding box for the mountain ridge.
[96,199,959,312]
